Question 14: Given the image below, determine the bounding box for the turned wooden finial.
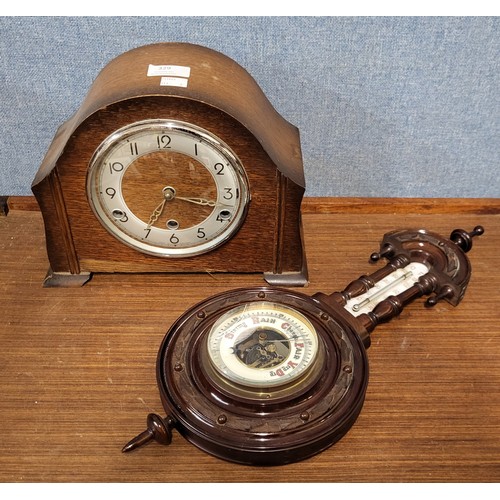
[122,414,173,453]
[450,225,484,253]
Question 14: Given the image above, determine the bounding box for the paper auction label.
[147,64,191,78]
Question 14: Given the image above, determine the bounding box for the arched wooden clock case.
[31,43,307,287]
[123,225,483,465]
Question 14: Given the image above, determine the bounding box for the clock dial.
[206,302,319,389]
[86,119,250,257]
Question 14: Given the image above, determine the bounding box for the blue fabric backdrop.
[1,16,498,197]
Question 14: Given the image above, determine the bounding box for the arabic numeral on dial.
[214,163,225,175]
[223,187,233,200]
[109,161,124,174]
[105,187,116,199]
[157,135,172,149]
[197,228,206,239]
[128,141,139,155]
[144,228,151,239]
[169,233,180,245]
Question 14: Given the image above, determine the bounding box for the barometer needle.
[268,337,307,343]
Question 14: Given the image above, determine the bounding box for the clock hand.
[176,196,217,207]
[146,199,167,229]
[146,186,176,229]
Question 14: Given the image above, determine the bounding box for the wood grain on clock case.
[31,43,307,284]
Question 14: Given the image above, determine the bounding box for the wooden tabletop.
[1,197,499,482]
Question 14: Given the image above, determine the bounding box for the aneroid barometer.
[32,43,307,287]
[123,224,483,466]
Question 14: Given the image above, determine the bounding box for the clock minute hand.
[176,196,217,207]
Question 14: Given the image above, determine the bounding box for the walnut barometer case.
[32,43,307,286]
[123,224,483,465]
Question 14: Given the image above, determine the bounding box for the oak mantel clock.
[32,43,307,287]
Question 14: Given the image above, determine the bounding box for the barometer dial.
[206,302,319,388]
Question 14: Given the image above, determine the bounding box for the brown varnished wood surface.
[32,43,304,189]
[32,96,305,277]
[1,198,499,482]
[31,42,307,279]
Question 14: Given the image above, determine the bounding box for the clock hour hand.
[146,199,167,229]
[146,186,176,229]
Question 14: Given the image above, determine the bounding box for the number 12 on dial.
[87,119,250,257]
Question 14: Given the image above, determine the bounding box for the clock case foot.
[42,267,91,288]
[263,271,308,287]
[41,269,307,288]
[264,256,308,287]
